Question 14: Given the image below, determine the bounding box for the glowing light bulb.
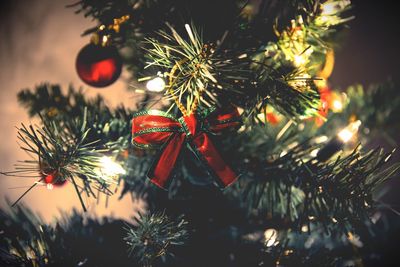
[264,228,278,247]
[146,77,165,92]
[294,54,306,67]
[310,148,320,157]
[321,0,350,15]
[47,183,54,190]
[96,156,126,179]
[321,2,336,15]
[347,232,363,248]
[332,99,343,112]
[337,120,361,143]
[314,135,329,144]
[338,129,352,143]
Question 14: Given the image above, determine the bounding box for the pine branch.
[233,141,399,233]
[18,84,132,151]
[142,24,251,110]
[124,211,188,266]
[142,23,321,121]
[337,81,400,139]
[240,0,352,121]
[71,1,352,122]
[16,83,159,202]
[0,202,135,267]
[253,0,352,73]
[1,109,116,210]
[298,80,400,147]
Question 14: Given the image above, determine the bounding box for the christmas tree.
[1,0,400,266]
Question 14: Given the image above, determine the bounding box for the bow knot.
[132,108,240,189]
[179,114,200,138]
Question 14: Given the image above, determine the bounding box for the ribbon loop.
[132,108,240,189]
[132,110,182,148]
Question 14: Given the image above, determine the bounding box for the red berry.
[42,171,66,187]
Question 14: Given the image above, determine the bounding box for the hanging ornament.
[75,15,129,88]
[132,60,241,189]
[76,43,122,88]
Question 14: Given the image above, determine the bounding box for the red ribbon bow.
[132,108,240,189]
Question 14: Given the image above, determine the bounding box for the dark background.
[330,0,400,87]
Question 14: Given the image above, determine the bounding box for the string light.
[314,135,329,144]
[317,0,351,27]
[332,99,343,112]
[317,120,361,161]
[347,232,363,248]
[337,120,361,143]
[321,0,351,16]
[264,228,279,247]
[146,77,166,92]
[310,148,319,158]
[95,156,126,180]
[330,92,347,113]
[102,35,109,45]
[294,54,306,67]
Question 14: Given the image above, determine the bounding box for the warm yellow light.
[101,35,109,46]
[97,156,126,179]
[294,54,306,67]
[321,2,336,15]
[310,148,320,158]
[321,0,351,15]
[338,129,352,143]
[314,78,327,88]
[332,99,343,112]
[264,228,278,247]
[337,120,361,143]
[146,77,166,92]
[314,135,329,144]
[256,112,265,123]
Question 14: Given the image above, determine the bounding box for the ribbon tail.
[148,134,185,189]
[191,133,238,188]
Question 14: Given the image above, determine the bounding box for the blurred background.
[0,0,399,223]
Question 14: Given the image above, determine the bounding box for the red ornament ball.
[76,43,122,88]
[42,171,66,187]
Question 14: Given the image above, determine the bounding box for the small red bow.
[132,108,240,189]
